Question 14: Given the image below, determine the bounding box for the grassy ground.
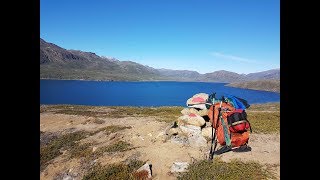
[69,140,134,161]
[40,128,146,179]
[248,103,280,111]
[41,105,183,123]
[41,103,279,134]
[41,103,280,179]
[82,159,146,180]
[40,125,132,171]
[247,111,280,134]
[40,130,88,171]
[177,157,276,180]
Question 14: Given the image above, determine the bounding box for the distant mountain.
[40,38,280,82]
[245,69,280,81]
[40,38,163,81]
[200,70,246,82]
[227,80,280,93]
[157,69,201,81]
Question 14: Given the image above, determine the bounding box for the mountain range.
[40,38,279,83]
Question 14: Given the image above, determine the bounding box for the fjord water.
[40,80,280,106]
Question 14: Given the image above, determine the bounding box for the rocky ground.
[40,105,280,180]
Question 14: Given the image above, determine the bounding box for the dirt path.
[40,111,280,180]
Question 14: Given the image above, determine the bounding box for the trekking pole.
[208,94,216,160]
[209,100,222,160]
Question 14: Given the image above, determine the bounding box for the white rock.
[181,108,209,117]
[170,162,189,173]
[62,175,73,180]
[181,108,191,115]
[189,108,209,117]
[177,114,205,127]
[179,125,207,147]
[92,147,97,152]
[188,134,207,147]
[167,127,180,136]
[186,93,209,106]
[170,135,188,145]
[201,127,213,139]
[179,125,201,136]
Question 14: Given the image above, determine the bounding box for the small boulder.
[168,128,180,136]
[181,108,190,115]
[170,162,189,173]
[177,114,206,127]
[62,174,73,180]
[92,147,98,153]
[179,125,207,147]
[186,93,209,106]
[170,135,189,145]
[165,122,181,136]
[189,108,209,117]
[201,127,213,139]
[133,163,152,179]
[181,108,209,117]
[188,134,208,147]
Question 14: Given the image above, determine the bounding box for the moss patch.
[40,131,88,171]
[247,112,280,134]
[69,143,93,159]
[40,125,132,171]
[98,140,132,153]
[248,103,280,111]
[177,158,276,180]
[44,105,183,123]
[90,125,132,135]
[107,106,183,123]
[82,160,145,180]
[93,119,105,124]
[69,140,133,165]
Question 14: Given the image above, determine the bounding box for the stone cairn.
[165,93,213,147]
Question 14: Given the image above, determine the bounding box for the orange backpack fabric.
[208,102,249,147]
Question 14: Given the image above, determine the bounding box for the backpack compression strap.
[220,112,231,147]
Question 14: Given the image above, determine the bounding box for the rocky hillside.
[200,70,246,82]
[40,38,280,82]
[157,68,201,81]
[40,39,163,81]
[245,69,280,81]
[226,80,280,93]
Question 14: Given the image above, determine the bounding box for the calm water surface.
[40,80,280,106]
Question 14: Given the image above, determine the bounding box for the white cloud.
[209,52,259,64]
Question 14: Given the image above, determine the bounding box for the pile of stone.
[165,93,213,147]
[179,93,209,127]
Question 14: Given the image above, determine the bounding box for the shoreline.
[40,102,280,108]
[40,78,229,84]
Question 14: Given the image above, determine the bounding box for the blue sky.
[40,0,279,74]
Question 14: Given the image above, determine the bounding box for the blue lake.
[40,80,280,106]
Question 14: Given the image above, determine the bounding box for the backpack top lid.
[223,94,250,110]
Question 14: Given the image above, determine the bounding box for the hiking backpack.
[226,109,252,133]
[208,96,252,148]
